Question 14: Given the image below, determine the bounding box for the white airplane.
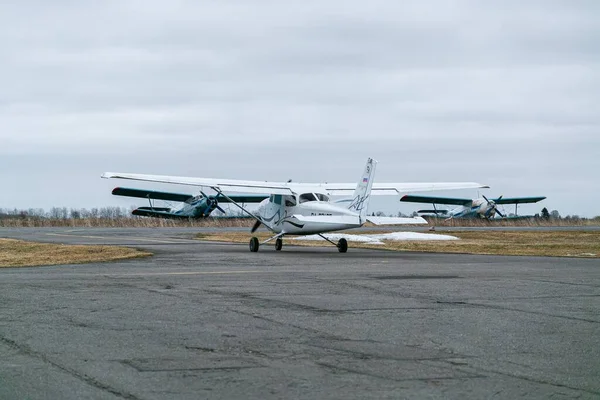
[102,158,487,253]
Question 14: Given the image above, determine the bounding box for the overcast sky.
[1,1,598,217]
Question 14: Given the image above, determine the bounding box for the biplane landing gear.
[249,237,259,252]
[275,238,283,251]
[337,238,348,253]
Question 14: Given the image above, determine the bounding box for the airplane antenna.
[287,179,292,183]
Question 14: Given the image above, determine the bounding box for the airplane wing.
[112,187,193,202]
[400,195,472,206]
[492,196,546,205]
[365,216,427,225]
[329,182,489,196]
[103,173,487,196]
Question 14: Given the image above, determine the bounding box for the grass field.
[196,230,600,258]
[0,239,152,268]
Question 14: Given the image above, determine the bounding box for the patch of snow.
[294,232,458,245]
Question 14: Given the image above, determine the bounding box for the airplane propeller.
[482,195,505,218]
[200,191,226,216]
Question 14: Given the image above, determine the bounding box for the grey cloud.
[0,1,598,216]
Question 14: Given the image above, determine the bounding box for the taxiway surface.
[0,228,598,399]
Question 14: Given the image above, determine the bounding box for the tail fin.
[347,158,377,222]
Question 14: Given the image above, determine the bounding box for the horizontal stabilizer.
[493,196,546,205]
[400,195,472,206]
[366,216,427,225]
[112,187,192,202]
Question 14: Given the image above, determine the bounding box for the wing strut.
[147,194,154,211]
[210,187,275,233]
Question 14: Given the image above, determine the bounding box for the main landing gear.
[337,238,348,253]
[249,234,348,253]
[316,234,348,253]
[249,233,284,253]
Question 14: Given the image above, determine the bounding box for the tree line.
[0,206,597,222]
[0,206,134,220]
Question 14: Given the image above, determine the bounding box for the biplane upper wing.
[112,187,193,202]
[400,195,473,206]
[112,187,267,204]
[492,196,546,205]
[103,173,487,196]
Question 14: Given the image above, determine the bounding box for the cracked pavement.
[0,228,598,399]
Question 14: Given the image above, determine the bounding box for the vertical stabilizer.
[347,158,377,223]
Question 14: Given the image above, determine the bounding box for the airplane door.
[266,195,284,226]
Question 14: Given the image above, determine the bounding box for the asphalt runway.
[0,228,599,399]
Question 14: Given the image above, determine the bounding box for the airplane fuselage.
[256,194,362,235]
[448,198,497,219]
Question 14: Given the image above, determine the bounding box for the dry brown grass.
[196,231,600,258]
[0,217,255,228]
[0,239,152,268]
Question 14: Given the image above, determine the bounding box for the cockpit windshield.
[315,193,329,202]
[284,195,297,207]
[299,193,317,203]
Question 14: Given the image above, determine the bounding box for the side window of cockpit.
[272,195,282,205]
[299,193,317,203]
[284,195,296,207]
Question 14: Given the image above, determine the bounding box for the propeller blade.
[496,195,503,202]
[482,195,490,204]
[495,208,505,218]
[216,205,226,214]
[251,219,262,233]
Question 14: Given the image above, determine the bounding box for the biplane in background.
[111,187,267,219]
[103,158,488,252]
[400,194,546,220]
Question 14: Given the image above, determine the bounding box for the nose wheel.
[275,238,283,251]
[249,237,259,252]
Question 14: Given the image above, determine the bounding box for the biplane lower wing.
[417,209,448,214]
[131,208,191,219]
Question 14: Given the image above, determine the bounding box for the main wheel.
[275,238,283,251]
[337,238,348,253]
[249,237,260,252]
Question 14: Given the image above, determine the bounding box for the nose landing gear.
[249,237,259,252]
